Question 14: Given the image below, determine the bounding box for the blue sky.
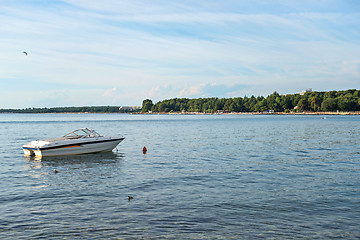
[1,0,359,108]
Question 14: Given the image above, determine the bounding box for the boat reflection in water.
[24,151,125,189]
[25,151,124,164]
[23,128,125,157]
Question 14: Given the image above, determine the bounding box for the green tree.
[248,96,257,112]
[142,99,153,112]
[321,98,338,111]
[233,97,244,112]
[338,95,357,111]
[254,99,267,112]
[224,99,233,112]
[266,92,282,111]
[309,94,322,112]
[281,95,294,111]
[297,98,310,111]
[214,99,225,111]
[141,88,360,114]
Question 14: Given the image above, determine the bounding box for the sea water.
[0,113,359,239]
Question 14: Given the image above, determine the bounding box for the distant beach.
[133,111,360,115]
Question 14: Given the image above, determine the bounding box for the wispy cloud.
[0,0,359,108]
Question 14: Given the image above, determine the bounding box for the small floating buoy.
[53,169,59,174]
[143,146,147,154]
[128,196,133,201]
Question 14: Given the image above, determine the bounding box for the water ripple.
[0,114,360,239]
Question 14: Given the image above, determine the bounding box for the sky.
[1,0,359,108]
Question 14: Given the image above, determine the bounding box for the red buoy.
[143,146,147,154]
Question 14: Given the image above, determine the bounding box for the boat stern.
[23,148,35,156]
[22,140,49,157]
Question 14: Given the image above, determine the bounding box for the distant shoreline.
[2,111,360,115]
[132,111,360,115]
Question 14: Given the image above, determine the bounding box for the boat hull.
[23,138,124,157]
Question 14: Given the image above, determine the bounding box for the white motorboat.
[23,128,125,157]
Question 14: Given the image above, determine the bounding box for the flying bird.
[23,51,27,56]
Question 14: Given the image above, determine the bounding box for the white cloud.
[102,88,118,97]
[178,84,205,97]
[0,0,359,107]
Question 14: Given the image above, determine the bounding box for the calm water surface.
[0,113,359,239]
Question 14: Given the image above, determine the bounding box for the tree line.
[0,106,139,113]
[142,89,360,113]
[2,89,359,114]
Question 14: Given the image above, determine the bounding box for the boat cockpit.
[63,128,102,139]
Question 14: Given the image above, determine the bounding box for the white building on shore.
[299,88,312,95]
[119,106,141,111]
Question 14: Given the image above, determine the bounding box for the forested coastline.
[2,89,360,114]
[0,106,138,113]
[142,89,360,113]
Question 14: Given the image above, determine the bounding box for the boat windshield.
[63,128,101,138]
